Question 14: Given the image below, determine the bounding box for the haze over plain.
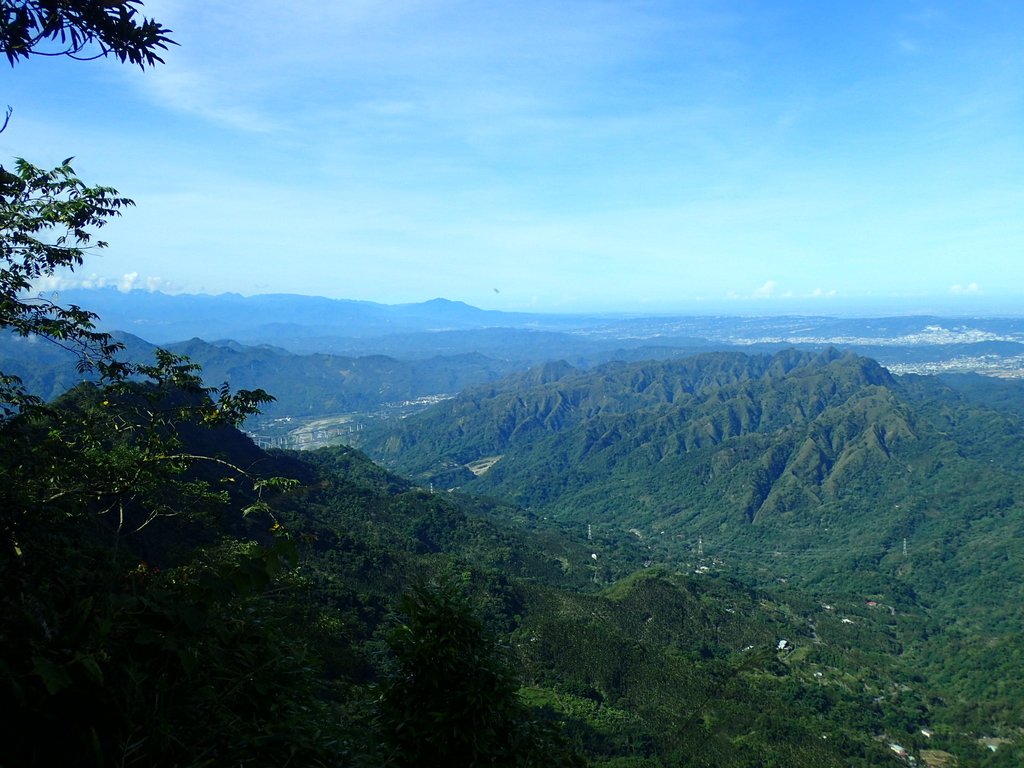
[4,0,1023,314]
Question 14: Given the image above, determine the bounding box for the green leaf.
[32,655,72,695]
[77,655,104,684]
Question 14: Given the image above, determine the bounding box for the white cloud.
[810,287,838,298]
[30,271,180,294]
[726,283,839,303]
[146,276,175,292]
[30,272,118,292]
[30,273,77,293]
[949,282,981,294]
[119,272,139,292]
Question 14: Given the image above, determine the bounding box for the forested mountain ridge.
[349,348,1024,588]
[347,348,1024,736]
[350,348,1018,534]
[0,330,520,416]
[352,347,921,511]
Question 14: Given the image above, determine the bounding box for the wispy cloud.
[144,68,280,132]
[134,0,740,142]
[897,37,921,54]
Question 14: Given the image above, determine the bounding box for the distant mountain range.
[49,288,565,344]
[17,288,1021,380]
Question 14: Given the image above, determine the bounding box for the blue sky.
[3,0,1023,313]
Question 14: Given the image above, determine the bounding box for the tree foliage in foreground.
[0,0,174,66]
[0,28,340,755]
[379,578,584,768]
[0,157,137,416]
[0,356,330,765]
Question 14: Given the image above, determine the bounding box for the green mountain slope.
[348,348,1024,737]
[8,375,1019,765]
[282,445,946,767]
[351,349,1020,558]
[0,331,521,416]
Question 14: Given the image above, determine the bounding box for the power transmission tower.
[698,535,704,557]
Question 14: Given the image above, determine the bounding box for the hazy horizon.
[48,283,1024,320]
